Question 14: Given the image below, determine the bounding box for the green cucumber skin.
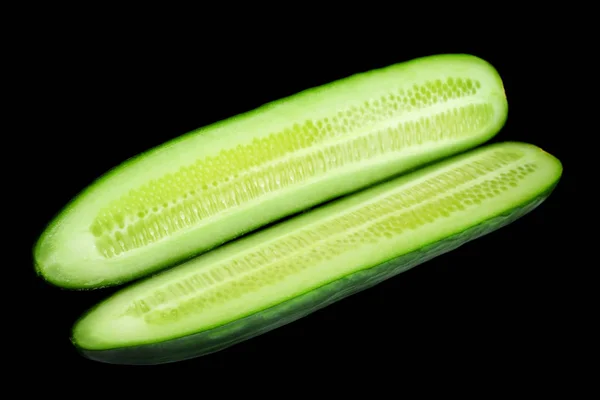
[74,184,558,365]
[33,53,507,290]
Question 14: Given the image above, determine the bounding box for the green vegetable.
[33,53,508,290]
[72,141,562,365]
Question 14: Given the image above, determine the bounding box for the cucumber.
[34,53,508,289]
[72,141,562,365]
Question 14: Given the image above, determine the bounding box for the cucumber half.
[72,141,562,365]
[34,53,508,289]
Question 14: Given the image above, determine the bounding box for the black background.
[22,14,579,382]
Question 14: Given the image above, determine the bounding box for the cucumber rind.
[74,184,557,365]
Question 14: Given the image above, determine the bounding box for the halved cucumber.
[34,53,508,289]
[72,141,562,365]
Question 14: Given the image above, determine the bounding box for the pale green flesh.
[34,53,508,289]
[72,142,562,362]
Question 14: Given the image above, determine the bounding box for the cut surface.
[35,53,508,289]
[72,142,562,363]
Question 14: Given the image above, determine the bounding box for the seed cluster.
[93,77,488,258]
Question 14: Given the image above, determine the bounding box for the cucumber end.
[33,228,116,290]
[33,244,105,291]
[71,304,112,351]
[33,241,76,290]
[503,141,563,173]
[32,234,64,288]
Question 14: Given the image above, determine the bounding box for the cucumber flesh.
[72,141,562,365]
[34,53,508,289]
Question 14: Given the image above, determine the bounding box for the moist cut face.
[34,54,508,289]
[92,77,491,259]
[124,146,534,325]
